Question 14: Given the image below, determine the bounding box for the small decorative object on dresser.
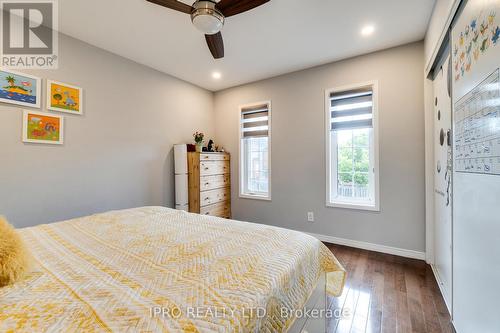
[193,131,204,152]
[207,139,214,152]
[174,144,231,218]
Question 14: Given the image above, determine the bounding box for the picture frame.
[0,68,41,108]
[46,79,83,115]
[22,110,64,145]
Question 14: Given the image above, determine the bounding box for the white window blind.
[330,88,373,131]
[241,104,269,138]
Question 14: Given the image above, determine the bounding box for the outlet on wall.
[307,212,314,222]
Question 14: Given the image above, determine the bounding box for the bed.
[0,207,345,332]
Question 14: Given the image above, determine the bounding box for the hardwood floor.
[325,244,453,333]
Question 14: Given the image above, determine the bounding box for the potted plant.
[193,131,204,152]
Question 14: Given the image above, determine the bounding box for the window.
[239,102,271,200]
[326,83,379,211]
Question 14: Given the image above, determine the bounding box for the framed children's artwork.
[22,110,64,145]
[46,80,83,115]
[0,68,41,108]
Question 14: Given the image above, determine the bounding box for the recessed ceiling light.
[361,25,375,36]
[212,72,222,79]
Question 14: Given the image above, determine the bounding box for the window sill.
[326,201,380,212]
[240,193,271,201]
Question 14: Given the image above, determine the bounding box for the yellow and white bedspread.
[0,207,345,332]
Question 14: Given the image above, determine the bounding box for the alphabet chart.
[454,69,500,175]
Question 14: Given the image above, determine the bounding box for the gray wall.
[214,42,426,252]
[1,35,426,254]
[0,34,214,228]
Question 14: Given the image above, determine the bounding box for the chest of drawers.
[187,152,231,219]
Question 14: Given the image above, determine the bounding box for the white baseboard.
[430,264,452,313]
[307,232,426,260]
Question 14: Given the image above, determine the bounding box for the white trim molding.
[424,79,436,265]
[238,100,272,201]
[324,81,381,212]
[424,0,462,77]
[307,232,426,260]
[431,264,452,313]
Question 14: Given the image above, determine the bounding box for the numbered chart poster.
[453,69,500,175]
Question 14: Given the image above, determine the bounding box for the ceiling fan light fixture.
[147,0,271,59]
[191,1,225,35]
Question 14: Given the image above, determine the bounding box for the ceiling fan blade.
[205,32,224,59]
[146,0,192,14]
[216,0,270,17]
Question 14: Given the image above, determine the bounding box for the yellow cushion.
[0,217,31,287]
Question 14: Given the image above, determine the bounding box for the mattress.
[0,207,345,332]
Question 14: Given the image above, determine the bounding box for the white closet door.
[433,54,453,310]
[451,1,500,331]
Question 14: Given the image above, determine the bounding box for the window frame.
[325,81,380,211]
[239,101,272,201]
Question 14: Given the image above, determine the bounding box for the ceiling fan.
[146,0,270,59]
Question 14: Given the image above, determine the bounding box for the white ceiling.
[59,0,436,91]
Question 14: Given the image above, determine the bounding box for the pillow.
[0,216,32,287]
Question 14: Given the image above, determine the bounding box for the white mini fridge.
[174,144,189,211]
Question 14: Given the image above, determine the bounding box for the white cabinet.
[174,144,189,208]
